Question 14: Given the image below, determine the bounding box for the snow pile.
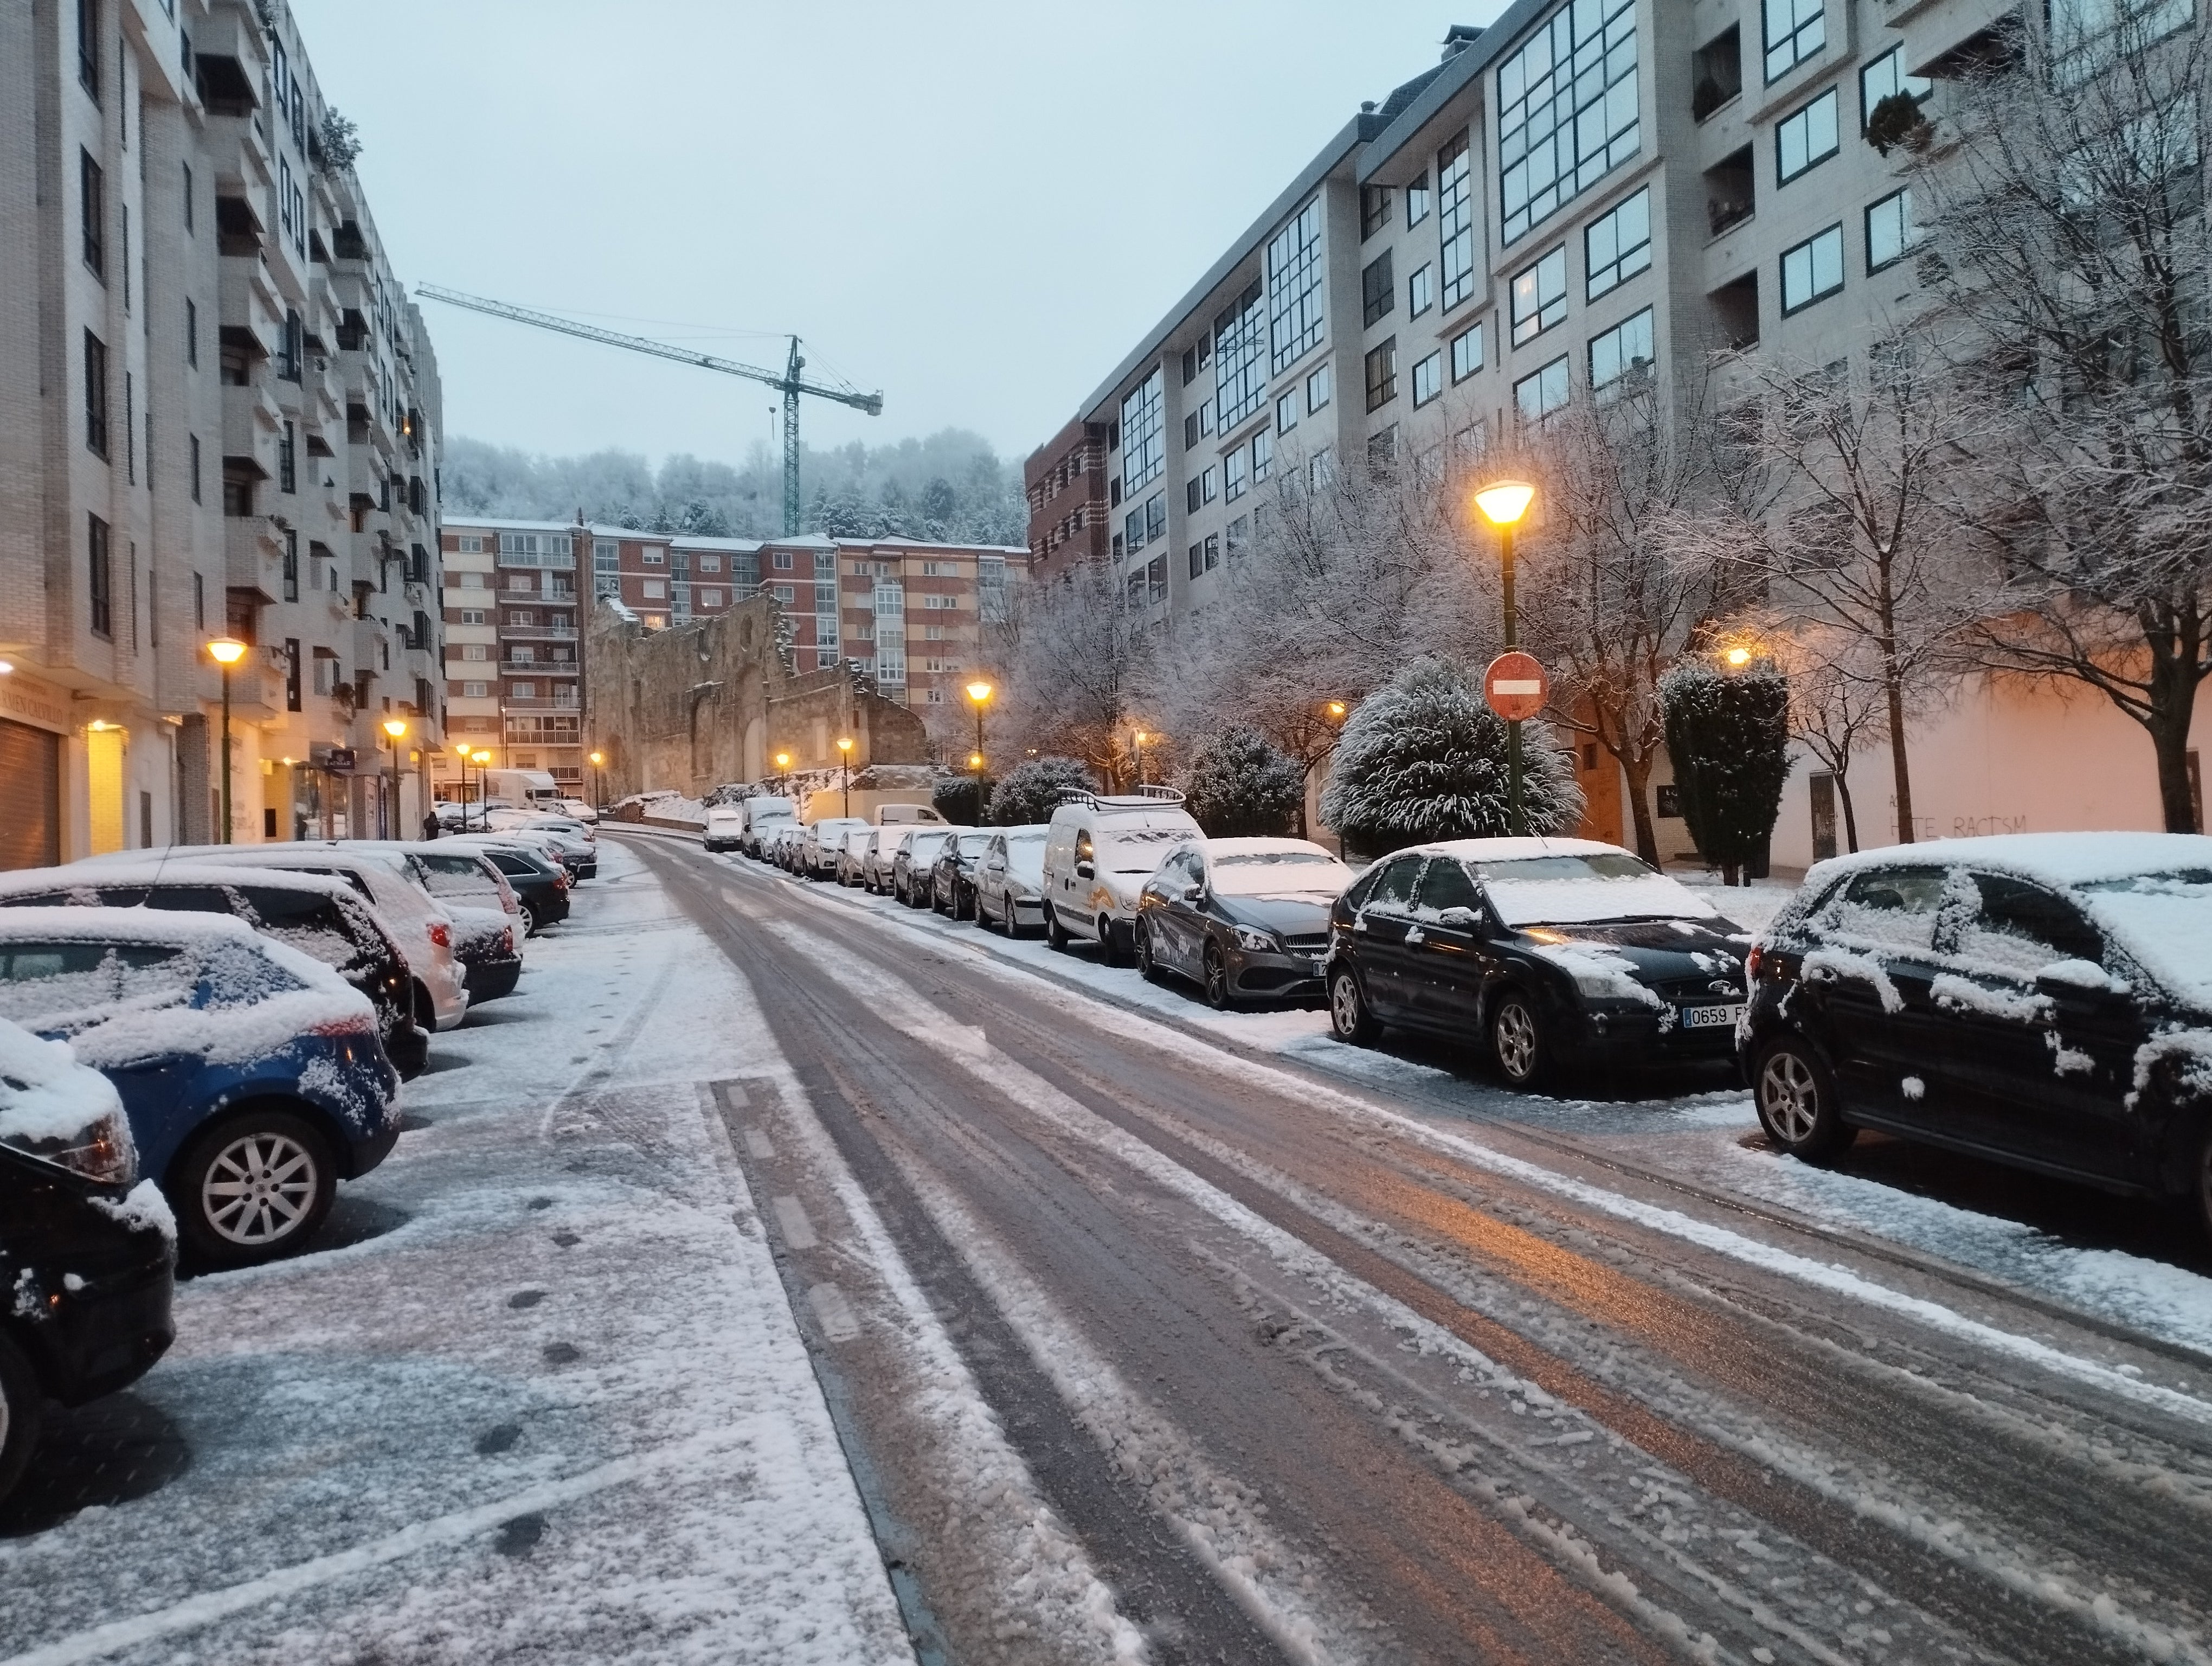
[1930,973,2051,1023]
[1802,945,1905,1013]
[611,790,710,826]
[90,1177,177,1243]
[0,1016,133,1170]
[1417,843,1722,927]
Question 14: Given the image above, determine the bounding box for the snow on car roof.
[1203,837,1339,860]
[1803,831,2212,890]
[1412,836,1628,862]
[0,1016,128,1151]
[0,862,355,899]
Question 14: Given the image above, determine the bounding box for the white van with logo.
[1041,787,1201,964]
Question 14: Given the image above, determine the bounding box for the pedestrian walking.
[421,810,441,840]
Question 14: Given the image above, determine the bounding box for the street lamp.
[837,736,854,817]
[205,638,248,843]
[1724,645,1753,668]
[1133,730,1149,789]
[774,750,792,796]
[381,716,408,839]
[471,747,493,829]
[964,681,993,821]
[589,749,606,813]
[1474,479,1538,837]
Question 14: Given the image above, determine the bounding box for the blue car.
[0,908,401,1270]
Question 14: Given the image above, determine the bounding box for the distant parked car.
[1325,838,1748,1090]
[739,797,799,858]
[801,818,871,881]
[839,829,879,887]
[704,806,746,853]
[930,830,996,919]
[1042,790,1201,964]
[1740,832,2212,1240]
[0,1020,177,1509]
[974,826,1051,936]
[0,909,402,1268]
[373,845,525,1002]
[442,840,572,935]
[0,863,431,1079]
[864,829,911,894]
[1137,837,1355,1009]
[893,828,963,907]
[767,822,807,871]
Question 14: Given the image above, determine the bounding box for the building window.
[190,433,201,502]
[1514,356,1572,424]
[1226,516,1249,560]
[511,682,537,701]
[282,529,299,600]
[458,535,484,554]
[699,553,721,572]
[1584,188,1651,300]
[1120,368,1165,497]
[1362,249,1395,328]
[1763,0,1824,81]
[1266,198,1327,373]
[78,0,99,98]
[700,588,722,607]
[1276,390,1298,432]
[1188,540,1205,580]
[1204,464,1221,504]
[1781,224,1846,312]
[1407,174,1432,227]
[83,330,108,457]
[1588,307,1656,394]
[1499,0,1641,245]
[770,549,791,571]
[285,640,302,712]
[181,162,192,232]
[1307,362,1332,414]
[1411,351,1444,407]
[1777,87,1840,182]
[279,421,297,493]
[1408,264,1434,317]
[81,151,104,278]
[1438,134,1477,309]
[1224,449,1248,501]
[88,514,112,638]
[1866,188,1916,271]
[642,578,666,599]
[1308,449,1334,490]
[1859,47,1931,124]
[1451,323,1484,382]
[1204,533,1220,571]
[1365,338,1399,411]
[1252,428,1272,483]
[185,297,198,367]
[1360,183,1393,239]
[1510,246,1568,344]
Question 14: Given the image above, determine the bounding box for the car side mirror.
[1076,860,1095,880]
[2035,958,2129,998]
[1181,882,1204,903]
[1435,906,1480,929]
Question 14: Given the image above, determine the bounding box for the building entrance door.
[0,719,61,869]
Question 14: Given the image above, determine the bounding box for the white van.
[876,803,947,826]
[1041,788,1202,964]
[737,795,798,857]
[703,805,746,853]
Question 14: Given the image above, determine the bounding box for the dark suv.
[1740,832,2212,1238]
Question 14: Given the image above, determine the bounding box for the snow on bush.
[989,755,1094,826]
[1319,658,1581,857]
[1181,727,1304,838]
[1657,658,1792,884]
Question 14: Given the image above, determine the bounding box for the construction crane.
[415,284,884,535]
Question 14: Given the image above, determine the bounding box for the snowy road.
[629,830,2212,1666]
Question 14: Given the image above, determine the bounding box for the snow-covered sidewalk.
[0,844,911,1666]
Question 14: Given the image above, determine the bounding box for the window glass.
[1276,390,1298,431]
[1365,338,1398,411]
[1409,264,1434,317]
[1763,0,1825,81]
[1781,225,1845,312]
[1267,198,1327,373]
[1362,250,1395,328]
[1215,280,1267,431]
[1584,188,1651,299]
[1407,176,1432,226]
[1514,356,1572,423]
[1451,323,1484,382]
[1859,46,1931,120]
[1414,858,1483,915]
[1412,351,1443,406]
[1588,307,1655,394]
[1510,246,1570,344]
[1363,855,1424,913]
[199,938,308,1009]
[1821,867,1945,950]
[1866,189,1914,271]
[1497,0,1641,244]
[1307,362,1333,413]
[1959,874,2104,971]
[1120,369,1165,498]
[1776,88,1840,182]
[1438,134,1477,308]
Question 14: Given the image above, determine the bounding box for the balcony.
[503,658,580,676]
[501,695,582,713]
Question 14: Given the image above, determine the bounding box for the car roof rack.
[1056,785,1187,811]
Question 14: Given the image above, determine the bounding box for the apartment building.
[1023,417,1111,582]
[0,0,443,866]
[586,524,760,629]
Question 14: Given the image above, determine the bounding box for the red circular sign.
[1484,651,1549,721]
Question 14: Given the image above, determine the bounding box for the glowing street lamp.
[1724,645,1753,668]
[205,638,249,843]
[471,747,493,829]
[381,715,408,840]
[1473,479,1538,836]
[589,749,606,813]
[965,680,993,821]
[774,749,792,795]
[837,736,854,818]
[1133,730,1150,789]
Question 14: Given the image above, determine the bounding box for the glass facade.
[1266,198,1327,374]
[1214,280,1267,432]
[1498,0,1640,245]
[1439,136,1477,309]
[1120,369,1164,498]
[1584,188,1651,299]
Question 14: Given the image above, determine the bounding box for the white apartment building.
[1059,0,2212,862]
[0,0,444,864]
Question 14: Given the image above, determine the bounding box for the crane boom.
[415,283,882,534]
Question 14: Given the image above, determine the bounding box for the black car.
[1,1029,177,1507]
[1740,833,2212,1238]
[449,842,571,935]
[0,866,430,1079]
[1326,839,1749,1088]
[1137,837,1356,1009]
[895,828,961,907]
[930,831,996,919]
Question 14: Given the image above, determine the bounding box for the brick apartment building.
[1,0,444,866]
[1022,419,1110,582]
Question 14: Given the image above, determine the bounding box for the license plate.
[1679,1003,1744,1029]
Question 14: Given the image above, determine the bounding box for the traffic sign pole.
[1484,648,1551,840]
[1502,526,1521,835]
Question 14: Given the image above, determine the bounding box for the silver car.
[974,826,1051,936]
[838,828,879,887]
[864,828,912,894]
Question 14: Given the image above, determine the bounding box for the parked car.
[1740,833,2212,1238]
[767,822,807,871]
[739,796,799,858]
[365,845,525,1002]
[0,1020,177,1509]
[838,829,879,888]
[704,806,747,853]
[930,830,997,919]
[0,864,431,1079]
[1043,789,1203,964]
[81,845,470,1034]
[864,828,912,894]
[974,826,1051,936]
[483,812,597,878]
[801,818,872,881]
[893,828,963,907]
[1137,838,1356,1009]
[0,909,402,1268]
[876,803,948,828]
[441,840,572,934]
[1324,838,1748,1089]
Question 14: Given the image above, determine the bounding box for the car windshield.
[1474,853,1720,927]
[956,833,994,857]
[2075,868,2212,1005]
[1211,850,1354,896]
[1003,832,1047,881]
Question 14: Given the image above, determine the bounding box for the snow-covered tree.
[1765,620,1892,854]
[1181,728,1305,837]
[996,559,1153,787]
[1320,658,1581,857]
[989,755,1092,825]
[1659,657,1793,884]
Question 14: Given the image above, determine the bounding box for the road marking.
[773,1194,819,1250]
[744,1127,777,1161]
[809,1281,862,1341]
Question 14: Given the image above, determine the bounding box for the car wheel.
[518,900,539,937]
[1135,921,1162,982]
[1202,943,1236,1010]
[1001,898,1021,938]
[1490,991,1549,1089]
[1046,908,1069,951]
[1329,967,1381,1045]
[1098,917,1129,967]
[0,1328,42,1509]
[171,1108,337,1270]
[1753,1036,1859,1163]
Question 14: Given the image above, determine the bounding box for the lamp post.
[471,748,493,829]
[1133,730,1149,790]
[381,716,408,839]
[589,749,606,814]
[1473,479,1538,837]
[205,638,248,843]
[774,750,792,797]
[836,736,854,818]
[964,680,993,821]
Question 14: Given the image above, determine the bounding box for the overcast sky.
[290,1,1502,470]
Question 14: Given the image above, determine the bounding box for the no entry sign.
[1483,651,1548,722]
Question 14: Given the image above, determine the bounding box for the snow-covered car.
[703,806,746,853]
[929,830,996,919]
[974,826,1050,936]
[767,821,808,871]
[353,844,525,1003]
[892,827,963,907]
[1138,837,1356,1009]
[1741,832,2212,1238]
[1042,790,1203,965]
[480,813,597,878]
[0,863,430,1079]
[1324,838,1749,1088]
[438,840,572,935]
[838,828,879,888]
[0,909,402,1268]
[555,798,600,824]
[738,797,799,859]
[0,1020,177,1509]
[800,818,871,881]
[863,828,911,894]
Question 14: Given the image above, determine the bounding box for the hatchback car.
[1741,833,2212,1238]
[839,829,879,888]
[1326,838,1749,1088]
[893,828,963,907]
[440,840,571,934]
[974,826,1050,935]
[801,818,871,881]
[767,822,807,870]
[931,830,998,919]
[864,828,912,895]
[1139,838,1356,1008]
[0,909,401,1268]
[0,1020,177,1508]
